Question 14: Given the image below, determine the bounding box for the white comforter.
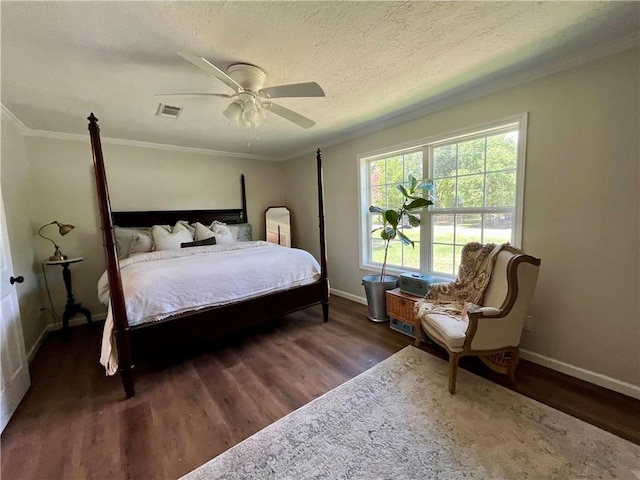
[98,241,321,375]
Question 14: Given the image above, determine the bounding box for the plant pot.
[362,274,398,323]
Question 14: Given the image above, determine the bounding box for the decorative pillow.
[128,232,153,256]
[194,222,216,241]
[210,221,235,244]
[176,220,196,237]
[152,222,193,251]
[114,227,151,259]
[181,237,217,248]
[227,223,252,242]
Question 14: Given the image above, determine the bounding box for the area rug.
[181,346,640,479]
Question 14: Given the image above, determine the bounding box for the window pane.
[371,186,386,209]
[457,174,484,208]
[371,237,386,264]
[486,171,516,207]
[370,159,386,186]
[386,156,403,184]
[371,213,384,231]
[486,132,517,171]
[458,137,485,175]
[433,244,454,274]
[404,241,420,268]
[455,214,482,245]
[434,177,456,208]
[404,152,422,182]
[385,240,403,266]
[433,144,457,178]
[483,213,513,244]
[387,185,404,210]
[433,214,454,244]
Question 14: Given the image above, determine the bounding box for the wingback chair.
[415,245,541,394]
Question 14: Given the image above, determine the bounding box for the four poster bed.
[87,113,329,398]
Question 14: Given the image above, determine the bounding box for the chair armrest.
[467,305,501,317]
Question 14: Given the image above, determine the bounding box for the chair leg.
[414,319,422,346]
[448,353,459,394]
[507,348,520,381]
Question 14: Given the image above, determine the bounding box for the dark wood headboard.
[112,209,245,228]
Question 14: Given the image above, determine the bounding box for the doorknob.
[10,276,24,285]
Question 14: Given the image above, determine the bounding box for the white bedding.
[98,241,321,375]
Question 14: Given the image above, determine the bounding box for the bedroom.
[1,1,639,478]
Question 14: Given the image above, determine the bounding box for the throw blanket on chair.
[415,242,505,320]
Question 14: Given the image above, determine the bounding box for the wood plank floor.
[2,296,639,479]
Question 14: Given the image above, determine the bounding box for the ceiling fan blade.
[177,52,243,93]
[259,82,325,99]
[264,102,316,129]
[155,93,234,98]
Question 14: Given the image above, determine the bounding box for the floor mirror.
[265,206,291,247]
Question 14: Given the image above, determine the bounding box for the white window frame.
[358,113,528,277]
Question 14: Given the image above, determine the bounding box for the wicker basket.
[385,292,418,324]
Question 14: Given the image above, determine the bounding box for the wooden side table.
[385,288,424,344]
[44,257,92,336]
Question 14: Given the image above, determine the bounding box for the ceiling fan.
[159,52,325,129]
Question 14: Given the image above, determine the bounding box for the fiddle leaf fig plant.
[369,175,434,280]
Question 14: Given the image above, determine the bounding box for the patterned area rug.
[182,347,640,480]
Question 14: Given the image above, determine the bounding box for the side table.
[385,288,426,345]
[44,257,92,336]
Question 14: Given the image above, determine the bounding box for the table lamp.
[38,221,75,261]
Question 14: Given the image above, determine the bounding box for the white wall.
[1,110,47,356]
[24,136,285,322]
[284,48,640,392]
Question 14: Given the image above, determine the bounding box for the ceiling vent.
[156,103,183,119]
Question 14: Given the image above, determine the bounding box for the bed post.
[240,174,248,223]
[87,113,135,398]
[316,149,329,322]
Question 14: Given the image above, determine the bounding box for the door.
[0,191,30,432]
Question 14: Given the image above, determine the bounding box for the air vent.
[156,103,183,119]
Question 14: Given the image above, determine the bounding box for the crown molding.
[22,128,276,161]
[1,104,276,161]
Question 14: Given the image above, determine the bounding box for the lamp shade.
[58,223,75,236]
[223,101,243,126]
[38,220,75,261]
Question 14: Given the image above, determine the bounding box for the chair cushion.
[420,313,468,349]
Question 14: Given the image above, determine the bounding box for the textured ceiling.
[1,1,638,160]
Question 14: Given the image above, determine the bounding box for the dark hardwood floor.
[2,296,639,480]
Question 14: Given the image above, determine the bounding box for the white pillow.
[210,221,235,244]
[152,222,193,251]
[194,222,216,241]
[128,232,153,256]
[176,220,195,237]
[114,227,150,259]
[227,223,252,242]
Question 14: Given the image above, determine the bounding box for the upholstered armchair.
[415,246,541,394]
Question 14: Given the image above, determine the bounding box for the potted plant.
[363,174,433,322]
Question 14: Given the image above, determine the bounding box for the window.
[360,115,526,276]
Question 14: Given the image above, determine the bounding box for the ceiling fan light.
[223,101,243,125]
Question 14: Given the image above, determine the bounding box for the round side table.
[44,257,92,336]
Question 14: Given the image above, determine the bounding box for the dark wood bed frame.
[87,113,329,398]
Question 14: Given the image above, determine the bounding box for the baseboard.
[330,288,367,305]
[520,349,640,401]
[26,324,51,364]
[26,312,107,364]
[48,312,107,331]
